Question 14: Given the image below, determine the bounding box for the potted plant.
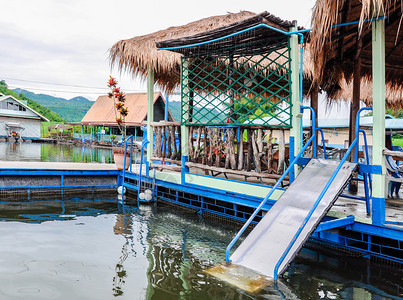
[107,76,130,170]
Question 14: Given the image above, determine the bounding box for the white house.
[0,94,49,139]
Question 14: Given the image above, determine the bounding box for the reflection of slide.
[230,158,357,278]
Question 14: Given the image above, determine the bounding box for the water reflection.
[0,141,140,163]
[0,198,400,299]
[113,213,133,296]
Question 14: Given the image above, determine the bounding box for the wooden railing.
[150,123,289,181]
[186,126,288,180]
[151,122,182,171]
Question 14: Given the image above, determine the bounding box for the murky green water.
[0,141,140,164]
[0,197,401,299]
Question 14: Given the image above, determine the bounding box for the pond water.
[0,141,140,164]
[0,197,401,299]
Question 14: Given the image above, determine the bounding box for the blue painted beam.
[0,184,118,190]
[123,172,274,210]
[315,215,355,232]
[358,163,382,175]
[0,169,120,176]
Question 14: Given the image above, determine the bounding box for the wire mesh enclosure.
[181,36,292,128]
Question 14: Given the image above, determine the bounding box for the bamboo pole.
[194,126,201,162]
[162,126,167,158]
[207,128,213,166]
[229,128,237,169]
[267,130,274,173]
[251,130,261,173]
[215,131,221,167]
[154,126,161,157]
[246,129,253,171]
[188,126,194,161]
[277,129,285,174]
[237,128,244,170]
[167,126,172,159]
[202,126,207,165]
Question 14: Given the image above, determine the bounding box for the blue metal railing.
[225,106,319,262]
[225,107,373,280]
[354,107,373,162]
[316,128,328,159]
[272,107,373,279]
[272,138,358,280]
[136,137,149,202]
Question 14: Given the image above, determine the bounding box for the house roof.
[0,95,49,122]
[81,92,171,126]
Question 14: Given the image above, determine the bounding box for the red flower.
[107,76,117,87]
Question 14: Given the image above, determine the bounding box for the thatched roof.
[338,79,403,108]
[110,11,316,94]
[110,11,257,93]
[310,0,403,97]
[156,12,298,55]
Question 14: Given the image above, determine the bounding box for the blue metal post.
[288,136,295,183]
[165,95,169,121]
[181,156,188,185]
[354,107,373,162]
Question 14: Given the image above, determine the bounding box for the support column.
[181,57,190,184]
[289,24,301,179]
[311,83,319,156]
[372,18,386,225]
[147,64,154,163]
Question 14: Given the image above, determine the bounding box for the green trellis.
[181,37,292,127]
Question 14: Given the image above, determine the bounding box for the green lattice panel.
[181,38,292,127]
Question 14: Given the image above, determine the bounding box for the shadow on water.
[0,198,401,299]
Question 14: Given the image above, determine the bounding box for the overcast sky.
[0,0,317,101]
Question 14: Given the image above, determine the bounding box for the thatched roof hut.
[310,0,402,99]
[110,11,257,93]
[110,11,316,94]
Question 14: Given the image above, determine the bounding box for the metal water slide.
[229,158,357,278]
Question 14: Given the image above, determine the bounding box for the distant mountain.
[13,89,93,122]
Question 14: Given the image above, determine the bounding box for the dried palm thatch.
[110,11,317,96]
[336,79,403,108]
[109,11,257,93]
[310,0,403,97]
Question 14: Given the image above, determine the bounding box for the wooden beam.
[150,163,182,172]
[185,162,288,180]
[151,157,182,165]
